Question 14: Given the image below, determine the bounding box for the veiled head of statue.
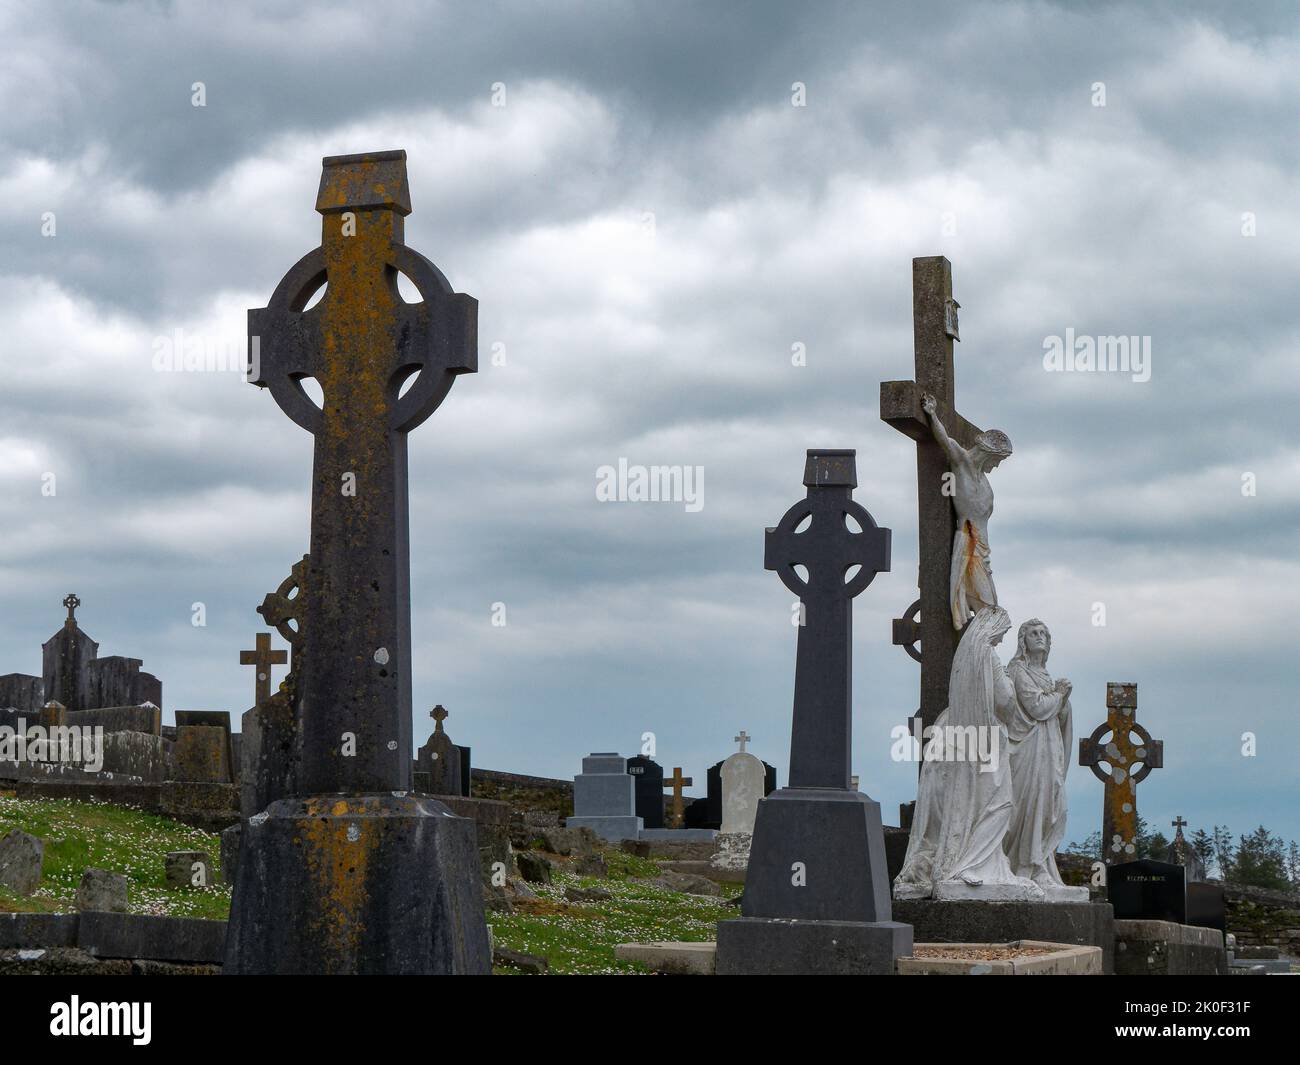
[1013,618,1051,664]
[968,605,1011,646]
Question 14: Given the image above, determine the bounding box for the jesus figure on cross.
[921,392,1013,629]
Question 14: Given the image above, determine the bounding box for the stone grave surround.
[565,752,643,841]
[1,701,170,784]
[715,450,911,975]
[224,150,490,975]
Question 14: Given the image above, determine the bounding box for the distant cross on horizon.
[1172,815,1187,832]
[62,593,80,624]
[240,632,288,707]
[431,705,449,733]
[734,730,750,753]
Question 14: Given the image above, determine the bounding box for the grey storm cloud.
[0,0,1296,846]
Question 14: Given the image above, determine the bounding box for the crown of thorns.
[976,429,1013,456]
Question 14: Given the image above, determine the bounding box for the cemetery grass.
[489,849,743,975]
[0,792,229,920]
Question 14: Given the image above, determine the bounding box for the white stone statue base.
[933,876,1046,903]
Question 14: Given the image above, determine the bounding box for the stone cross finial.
[248,150,476,796]
[662,766,693,829]
[63,593,80,624]
[431,705,448,733]
[734,730,750,753]
[240,632,288,707]
[1172,815,1187,833]
[1079,682,1164,865]
[764,450,890,789]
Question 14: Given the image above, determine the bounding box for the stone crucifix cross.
[662,766,693,829]
[1079,682,1164,865]
[63,593,80,624]
[765,450,890,789]
[248,150,476,795]
[240,632,288,707]
[734,730,750,753]
[880,257,985,739]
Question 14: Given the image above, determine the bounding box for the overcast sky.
[1,0,1296,848]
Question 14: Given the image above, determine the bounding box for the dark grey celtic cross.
[63,593,80,624]
[248,150,476,795]
[764,450,890,789]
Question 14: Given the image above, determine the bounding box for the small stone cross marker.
[734,730,750,753]
[1079,682,1164,864]
[431,705,448,732]
[662,766,693,829]
[240,632,288,707]
[63,593,80,624]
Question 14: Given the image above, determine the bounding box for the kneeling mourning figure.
[895,610,1087,903]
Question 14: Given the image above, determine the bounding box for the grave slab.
[892,898,1116,973]
[614,941,717,975]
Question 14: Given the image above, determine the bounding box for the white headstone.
[720,748,765,834]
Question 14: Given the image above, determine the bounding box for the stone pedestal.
[224,793,490,975]
[566,752,642,842]
[715,788,910,975]
[717,918,912,975]
[1113,919,1227,975]
[892,898,1116,973]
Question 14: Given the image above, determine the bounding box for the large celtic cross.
[764,450,890,789]
[248,150,476,795]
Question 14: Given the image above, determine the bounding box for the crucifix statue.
[240,632,288,707]
[880,256,1011,742]
[226,150,489,976]
[1079,682,1164,865]
[662,766,692,829]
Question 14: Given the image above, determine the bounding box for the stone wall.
[1225,883,1300,955]
[471,768,574,819]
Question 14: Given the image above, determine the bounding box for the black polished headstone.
[1108,859,1187,924]
[625,756,664,829]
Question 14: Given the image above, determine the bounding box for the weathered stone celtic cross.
[249,149,476,795]
[880,257,984,739]
[226,150,488,975]
[1079,681,1164,865]
[716,450,910,974]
